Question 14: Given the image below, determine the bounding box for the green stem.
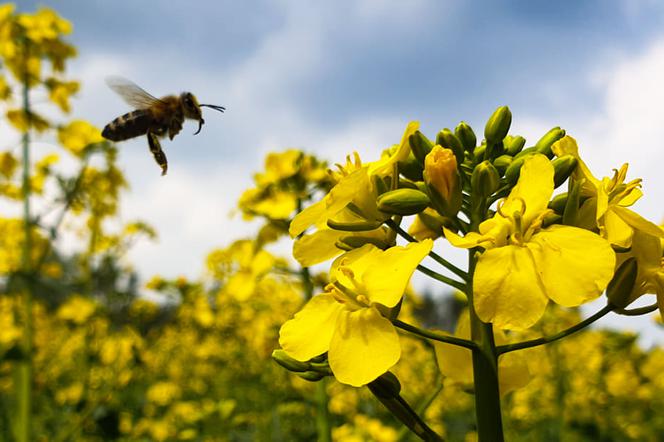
[16,36,33,442]
[496,304,614,355]
[615,303,658,316]
[385,219,468,281]
[467,198,503,442]
[393,319,477,350]
[416,264,466,292]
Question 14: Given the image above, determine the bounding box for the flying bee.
[102,76,226,175]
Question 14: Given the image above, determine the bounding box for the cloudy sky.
[17,1,664,342]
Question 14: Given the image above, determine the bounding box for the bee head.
[181,92,226,135]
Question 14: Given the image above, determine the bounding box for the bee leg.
[147,132,168,176]
[168,118,183,140]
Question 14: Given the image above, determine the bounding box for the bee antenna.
[200,104,226,113]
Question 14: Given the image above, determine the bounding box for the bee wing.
[105,76,163,109]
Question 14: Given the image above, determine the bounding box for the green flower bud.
[368,371,402,399]
[377,188,430,216]
[548,192,568,215]
[606,258,638,309]
[424,146,462,218]
[552,155,578,188]
[455,121,477,151]
[504,154,533,185]
[493,154,513,175]
[338,235,391,250]
[504,135,526,156]
[541,212,562,228]
[535,127,565,158]
[514,145,538,159]
[472,143,486,163]
[298,371,326,382]
[484,106,512,145]
[418,208,455,232]
[272,349,311,373]
[471,161,500,198]
[436,129,464,165]
[562,179,582,226]
[327,219,384,231]
[398,152,424,181]
[409,130,434,165]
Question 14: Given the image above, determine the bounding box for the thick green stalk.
[16,38,33,442]
[467,200,503,442]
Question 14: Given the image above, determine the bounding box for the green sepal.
[552,155,578,188]
[484,105,512,145]
[272,350,311,373]
[377,188,430,216]
[535,127,566,158]
[455,121,477,151]
[606,257,638,309]
[409,130,434,165]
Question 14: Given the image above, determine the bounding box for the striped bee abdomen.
[102,109,152,141]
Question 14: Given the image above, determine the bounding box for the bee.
[102,76,226,175]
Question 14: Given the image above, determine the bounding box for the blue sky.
[15,1,664,342]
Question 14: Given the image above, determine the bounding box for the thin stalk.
[416,264,466,292]
[393,319,477,350]
[16,36,33,442]
[496,304,614,355]
[467,198,504,442]
[385,219,468,281]
[615,303,658,316]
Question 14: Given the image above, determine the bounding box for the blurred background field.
[1,2,664,441]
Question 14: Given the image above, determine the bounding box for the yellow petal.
[503,154,553,227]
[293,229,346,266]
[434,314,473,384]
[225,272,255,301]
[602,209,633,248]
[551,136,600,188]
[363,240,433,307]
[328,307,401,386]
[528,225,615,307]
[474,245,549,330]
[618,187,642,207]
[289,199,326,237]
[497,351,531,395]
[444,228,492,249]
[279,294,343,361]
[613,206,664,238]
[369,121,419,176]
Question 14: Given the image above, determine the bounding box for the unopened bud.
[514,145,538,159]
[505,154,533,185]
[541,212,562,228]
[398,152,424,181]
[607,258,638,309]
[339,235,390,250]
[368,371,402,398]
[377,188,430,216]
[272,349,311,372]
[455,121,477,151]
[562,179,582,226]
[493,154,513,175]
[471,161,500,198]
[548,192,568,215]
[484,106,512,145]
[535,127,566,158]
[298,370,326,382]
[552,155,578,188]
[424,146,462,217]
[409,130,434,165]
[504,135,526,156]
[327,219,384,232]
[436,129,464,165]
[473,143,486,163]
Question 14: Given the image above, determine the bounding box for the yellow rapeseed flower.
[553,136,664,247]
[279,240,432,386]
[288,121,419,237]
[445,154,615,329]
[57,120,104,156]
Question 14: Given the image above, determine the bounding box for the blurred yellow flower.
[57,120,104,156]
[56,295,96,324]
[147,381,182,406]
